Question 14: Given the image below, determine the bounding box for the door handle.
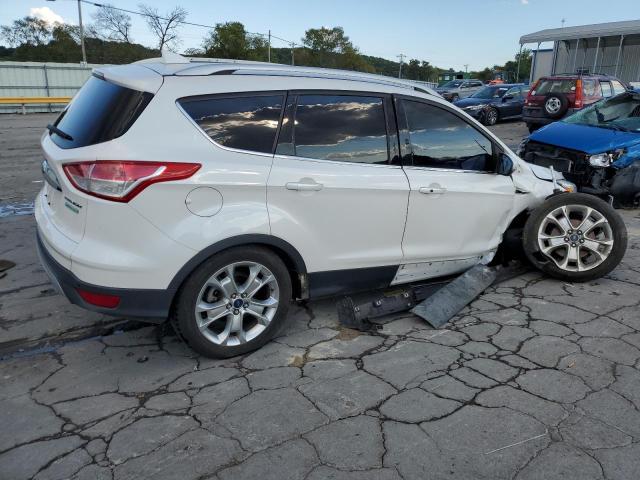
[286,181,323,191]
[419,186,447,194]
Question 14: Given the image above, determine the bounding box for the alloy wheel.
[485,108,498,125]
[194,261,280,346]
[545,97,561,114]
[537,204,614,272]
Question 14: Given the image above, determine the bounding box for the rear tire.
[173,246,292,358]
[523,193,627,282]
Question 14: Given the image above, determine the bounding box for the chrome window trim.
[402,165,495,175]
[272,153,403,169]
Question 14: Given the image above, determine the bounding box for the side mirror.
[497,153,514,176]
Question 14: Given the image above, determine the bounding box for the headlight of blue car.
[464,104,485,111]
[588,153,613,167]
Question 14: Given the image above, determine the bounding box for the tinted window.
[504,86,521,97]
[180,94,284,154]
[280,94,389,164]
[534,79,576,95]
[402,100,494,171]
[50,76,153,149]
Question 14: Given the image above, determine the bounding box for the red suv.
[523,74,629,132]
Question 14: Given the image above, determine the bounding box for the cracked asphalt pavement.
[1,115,640,480]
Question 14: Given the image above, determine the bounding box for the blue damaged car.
[519,91,640,207]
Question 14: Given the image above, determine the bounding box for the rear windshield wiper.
[46,124,73,141]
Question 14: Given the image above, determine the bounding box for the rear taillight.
[76,288,120,308]
[524,80,539,106]
[574,79,583,109]
[62,161,201,202]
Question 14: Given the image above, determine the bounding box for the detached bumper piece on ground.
[337,263,528,330]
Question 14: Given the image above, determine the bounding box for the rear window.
[50,75,153,149]
[533,79,576,96]
[179,94,284,154]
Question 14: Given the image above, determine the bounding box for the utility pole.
[291,43,295,66]
[561,18,566,28]
[47,0,86,63]
[268,30,271,63]
[77,0,87,64]
[397,53,405,78]
[464,64,469,73]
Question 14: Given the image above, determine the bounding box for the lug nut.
[226,304,231,309]
[243,302,249,308]
[577,230,582,235]
[241,293,247,298]
[564,237,569,242]
[568,229,573,234]
[580,239,585,244]
[233,309,240,315]
[571,243,577,247]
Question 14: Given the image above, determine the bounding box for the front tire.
[483,107,499,126]
[173,246,292,358]
[523,193,627,282]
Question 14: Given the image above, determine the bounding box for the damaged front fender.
[609,160,640,207]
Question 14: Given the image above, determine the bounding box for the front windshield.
[563,93,640,132]
[440,80,463,89]
[472,86,509,99]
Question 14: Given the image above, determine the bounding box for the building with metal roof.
[519,19,640,84]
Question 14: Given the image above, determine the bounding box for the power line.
[79,0,304,47]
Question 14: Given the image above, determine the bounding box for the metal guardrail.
[0,96,71,114]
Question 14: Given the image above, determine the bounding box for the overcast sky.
[5,1,640,70]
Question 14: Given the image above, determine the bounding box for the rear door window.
[179,93,284,154]
[582,79,599,98]
[50,75,153,149]
[600,81,613,97]
[277,94,389,164]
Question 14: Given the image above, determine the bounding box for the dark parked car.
[523,74,629,133]
[519,91,640,207]
[454,84,528,125]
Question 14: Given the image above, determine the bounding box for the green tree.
[202,22,267,61]
[1,16,51,47]
[299,26,373,72]
[504,48,532,82]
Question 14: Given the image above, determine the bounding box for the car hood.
[454,97,490,108]
[530,122,640,155]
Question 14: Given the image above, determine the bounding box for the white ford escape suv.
[36,55,627,358]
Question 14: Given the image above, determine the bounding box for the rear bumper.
[523,107,577,125]
[36,230,173,322]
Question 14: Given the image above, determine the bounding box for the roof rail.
[176,63,437,95]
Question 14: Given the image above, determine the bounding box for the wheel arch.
[167,234,308,301]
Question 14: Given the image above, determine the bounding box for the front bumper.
[36,230,173,322]
[461,107,484,120]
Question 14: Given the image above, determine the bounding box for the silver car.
[436,79,484,102]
